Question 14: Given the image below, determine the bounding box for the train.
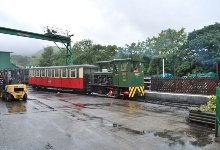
[28,58,145,99]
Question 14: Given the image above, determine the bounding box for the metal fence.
[216,87,220,137]
[151,77,220,95]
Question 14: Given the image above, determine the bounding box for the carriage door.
[113,63,119,86]
[78,68,84,89]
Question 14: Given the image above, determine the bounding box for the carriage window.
[76,68,79,78]
[48,69,51,77]
[70,69,75,77]
[55,69,59,77]
[59,69,62,77]
[92,68,98,73]
[113,64,119,73]
[84,68,89,74]
[45,69,48,77]
[66,69,70,77]
[29,70,33,77]
[66,69,69,77]
[33,70,36,76]
[36,70,40,77]
[51,69,55,77]
[84,68,98,74]
[62,69,67,77]
[121,62,128,71]
[29,70,32,77]
[131,62,140,72]
[139,63,143,72]
[41,69,45,77]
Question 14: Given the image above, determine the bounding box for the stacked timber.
[189,110,215,126]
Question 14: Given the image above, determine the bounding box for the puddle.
[100,119,145,135]
[114,101,144,110]
[61,103,113,110]
[83,103,112,107]
[5,101,27,113]
[119,126,145,135]
[149,128,214,149]
[127,101,144,110]
[187,127,213,147]
[97,117,216,149]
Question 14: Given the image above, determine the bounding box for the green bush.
[189,95,216,113]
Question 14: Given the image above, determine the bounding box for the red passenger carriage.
[28,65,98,92]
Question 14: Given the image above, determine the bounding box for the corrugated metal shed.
[0,51,18,70]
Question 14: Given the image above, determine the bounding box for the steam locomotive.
[28,58,145,99]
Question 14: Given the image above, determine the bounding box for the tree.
[147,55,164,75]
[153,28,187,55]
[72,39,117,64]
[187,23,220,73]
[115,47,130,59]
[72,39,94,64]
[52,48,66,66]
[39,47,54,66]
[123,28,187,75]
[10,55,30,67]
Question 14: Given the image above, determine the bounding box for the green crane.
[0,26,73,65]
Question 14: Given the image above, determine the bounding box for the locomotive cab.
[112,58,145,98]
[89,58,145,99]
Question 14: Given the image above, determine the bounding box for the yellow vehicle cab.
[0,69,27,101]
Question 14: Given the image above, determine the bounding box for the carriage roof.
[30,64,98,69]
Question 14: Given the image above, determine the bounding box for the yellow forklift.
[0,69,27,101]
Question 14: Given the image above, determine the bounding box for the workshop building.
[0,51,18,70]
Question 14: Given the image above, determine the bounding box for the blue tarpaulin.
[152,73,173,77]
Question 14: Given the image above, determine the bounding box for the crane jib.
[0,26,72,65]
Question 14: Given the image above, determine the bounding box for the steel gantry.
[0,26,73,65]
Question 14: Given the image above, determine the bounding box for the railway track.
[30,86,201,110]
[135,98,201,109]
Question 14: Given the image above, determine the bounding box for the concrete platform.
[144,90,210,105]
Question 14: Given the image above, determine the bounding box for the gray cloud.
[0,0,220,55]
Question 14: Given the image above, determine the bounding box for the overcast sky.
[0,0,219,56]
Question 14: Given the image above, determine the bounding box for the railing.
[216,87,220,137]
[150,77,220,95]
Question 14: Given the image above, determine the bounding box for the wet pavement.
[0,87,219,150]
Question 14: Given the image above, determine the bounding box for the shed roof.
[0,51,13,53]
